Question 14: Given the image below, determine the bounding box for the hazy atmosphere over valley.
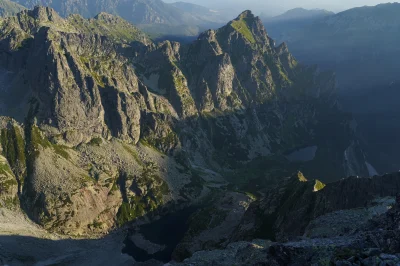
[0,0,399,265]
[164,0,388,15]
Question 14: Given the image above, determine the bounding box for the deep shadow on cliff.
[0,233,133,266]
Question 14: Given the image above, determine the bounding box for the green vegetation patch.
[142,130,179,154]
[314,179,326,192]
[0,196,19,209]
[231,18,256,44]
[264,54,293,88]
[297,171,308,182]
[117,198,146,226]
[116,162,170,226]
[30,126,70,160]
[52,144,70,160]
[0,178,17,194]
[89,137,103,146]
[0,126,26,181]
[172,73,196,116]
[87,219,104,230]
[139,139,165,155]
[122,143,143,165]
[30,126,51,150]
[0,162,13,176]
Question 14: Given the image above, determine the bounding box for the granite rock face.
[0,7,369,236]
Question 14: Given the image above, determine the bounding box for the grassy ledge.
[231,19,256,44]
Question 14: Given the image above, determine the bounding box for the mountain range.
[277,3,400,91]
[265,3,400,174]
[262,8,334,53]
[5,0,228,38]
[264,7,334,22]
[0,0,24,16]
[0,4,398,266]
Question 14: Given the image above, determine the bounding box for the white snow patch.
[365,161,379,176]
[343,145,358,177]
[142,73,166,94]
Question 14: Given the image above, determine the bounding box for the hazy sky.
[164,0,392,16]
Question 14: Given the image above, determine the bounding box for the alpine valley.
[265,3,400,174]
[0,5,398,266]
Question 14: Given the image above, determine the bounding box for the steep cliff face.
[0,7,178,235]
[134,10,368,182]
[0,7,369,235]
[0,7,149,143]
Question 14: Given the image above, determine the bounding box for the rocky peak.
[67,11,152,45]
[0,5,69,41]
[224,10,268,45]
[237,10,255,20]
[94,12,120,22]
[25,5,62,23]
[275,42,289,55]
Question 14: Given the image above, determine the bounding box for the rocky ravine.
[0,6,386,266]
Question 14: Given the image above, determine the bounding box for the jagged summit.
[0,6,151,46]
[204,10,268,46]
[8,5,62,27]
[26,5,59,20]
[236,10,256,19]
[94,12,119,21]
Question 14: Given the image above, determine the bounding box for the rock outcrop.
[176,173,400,265]
[0,7,370,237]
[232,172,400,242]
